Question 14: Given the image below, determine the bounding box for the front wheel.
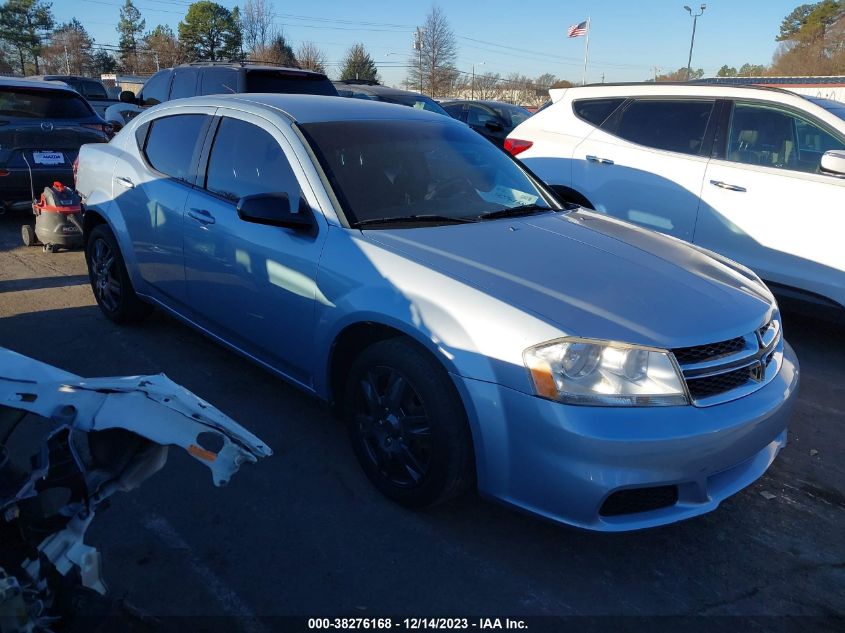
[343,338,474,508]
[85,224,152,324]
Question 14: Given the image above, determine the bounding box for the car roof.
[333,82,429,98]
[159,93,449,124]
[0,76,77,93]
[441,99,528,109]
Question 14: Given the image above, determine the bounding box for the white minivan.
[507,83,845,313]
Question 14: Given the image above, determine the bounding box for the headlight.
[523,338,689,406]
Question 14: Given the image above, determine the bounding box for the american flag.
[567,20,588,38]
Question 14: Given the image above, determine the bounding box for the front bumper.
[456,341,799,531]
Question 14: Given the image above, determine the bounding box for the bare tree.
[296,41,326,73]
[242,0,275,53]
[407,5,458,97]
[473,72,502,100]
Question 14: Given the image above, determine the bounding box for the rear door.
[182,111,328,384]
[571,98,716,240]
[696,99,845,305]
[113,107,214,304]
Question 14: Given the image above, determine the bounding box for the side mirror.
[119,90,137,104]
[236,192,316,233]
[484,120,504,132]
[820,150,845,177]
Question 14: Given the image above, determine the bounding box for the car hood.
[362,210,775,349]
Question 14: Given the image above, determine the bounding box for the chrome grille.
[672,315,783,407]
[673,336,746,365]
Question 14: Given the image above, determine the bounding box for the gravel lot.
[0,212,843,627]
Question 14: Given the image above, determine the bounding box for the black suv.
[129,61,338,107]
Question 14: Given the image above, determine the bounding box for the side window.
[139,70,172,106]
[143,114,208,182]
[443,103,465,121]
[81,80,108,100]
[572,98,625,127]
[466,104,498,127]
[201,67,238,95]
[727,101,845,173]
[170,68,199,100]
[615,99,714,155]
[205,117,302,204]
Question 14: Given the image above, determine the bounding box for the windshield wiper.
[351,214,477,228]
[476,204,553,221]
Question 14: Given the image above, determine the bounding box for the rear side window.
[201,67,238,95]
[572,98,625,127]
[80,80,108,100]
[170,68,199,100]
[245,71,338,96]
[143,114,208,182]
[139,70,172,106]
[0,87,92,119]
[466,104,498,126]
[205,117,301,203]
[614,99,714,155]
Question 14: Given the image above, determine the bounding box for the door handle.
[586,155,614,165]
[188,208,215,225]
[115,176,134,189]
[710,180,747,192]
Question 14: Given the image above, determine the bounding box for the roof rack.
[185,59,307,71]
[579,80,798,96]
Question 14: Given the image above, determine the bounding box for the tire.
[343,337,474,508]
[85,224,152,324]
[21,224,36,247]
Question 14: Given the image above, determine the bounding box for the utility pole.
[414,28,423,94]
[684,4,706,80]
[63,43,70,74]
[652,66,661,82]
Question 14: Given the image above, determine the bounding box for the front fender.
[311,229,564,399]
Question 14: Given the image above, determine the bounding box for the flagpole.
[582,16,591,85]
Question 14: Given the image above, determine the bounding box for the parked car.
[31,74,119,118]
[76,94,798,531]
[334,80,450,116]
[507,83,845,314]
[0,77,109,209]
[107,61,339,128]
[441,99,531,147]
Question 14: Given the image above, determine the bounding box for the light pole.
[684,4,706,80]
[471,61,485,99]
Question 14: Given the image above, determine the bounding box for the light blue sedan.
[75,94,799,531]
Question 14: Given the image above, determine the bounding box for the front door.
[182,111,328,385]
[696,99,845,305]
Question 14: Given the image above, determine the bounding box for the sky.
[54,0,801,85]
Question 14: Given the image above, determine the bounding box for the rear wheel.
[85,224,152,324]
[21,224,36,247]
[343,338,474,508]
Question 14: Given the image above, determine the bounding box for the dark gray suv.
[129,61,338,108]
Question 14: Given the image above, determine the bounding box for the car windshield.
[806,96,845,122]
[491,103,531,127]
[0,87,93,119]
[300,119,552,227]
[376,93,449,116]
[245,71,338,96]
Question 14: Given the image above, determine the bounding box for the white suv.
[507,84,845,313]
